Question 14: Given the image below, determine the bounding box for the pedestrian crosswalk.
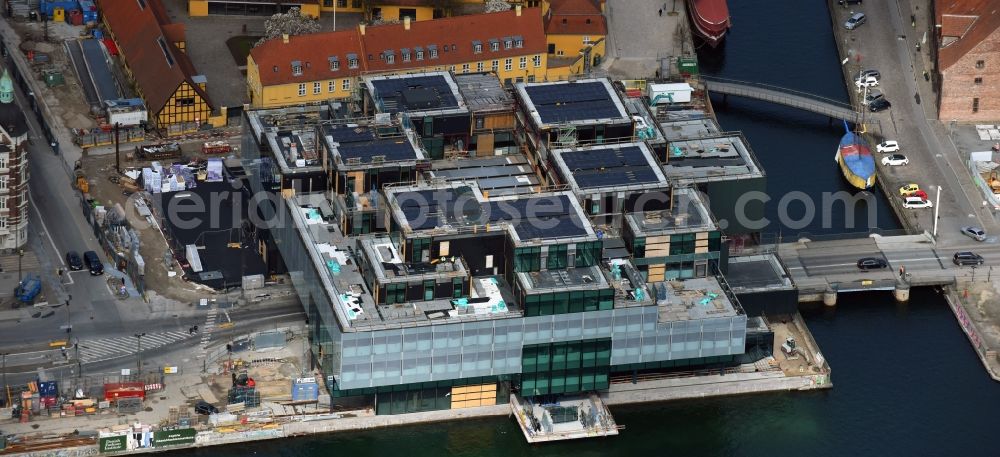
[78,331,196,364]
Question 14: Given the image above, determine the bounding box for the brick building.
[0,70,29,252]
[936,0,1000,122]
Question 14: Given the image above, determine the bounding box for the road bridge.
[768,233,995,304]
[701,75,884,135]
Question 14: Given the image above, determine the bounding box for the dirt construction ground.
[80,143,244,304]
[11,20,98,133]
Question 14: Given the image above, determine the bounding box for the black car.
[857,257,888,270]
[194,400,218,415]
[838,0,863,4]
[83,251,104,275]
[65,251,83,271]
[869,98,891,112]
[953,251,985,266]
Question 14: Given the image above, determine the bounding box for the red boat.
[687,0,730,47]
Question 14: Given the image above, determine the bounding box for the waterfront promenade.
[819,0,1000,379]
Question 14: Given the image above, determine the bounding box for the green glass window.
[670,234,695,255]
[514,246,541,272]
[525,295,540,317]
[575,241,602,267]
[552,292,569,314]
[386,283,406,304]
[632,237,646,258]
[546,244,568,269]
[599,288,614,310]
[423,280,435,301]
[708,231,722,251]
[452,277,464,298]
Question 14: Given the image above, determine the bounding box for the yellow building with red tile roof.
[247,6,550,108]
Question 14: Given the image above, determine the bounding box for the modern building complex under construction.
[241,70,780,416]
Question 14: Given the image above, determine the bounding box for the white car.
[877,141,900,153]
[881,154,908,166]
[855,75,879,88]
[903,196,932,209]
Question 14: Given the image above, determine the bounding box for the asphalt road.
[835,0,993,245]
[0,60,306,374]
[2,301,305,385]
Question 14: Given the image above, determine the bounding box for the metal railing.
[700,75,883,134]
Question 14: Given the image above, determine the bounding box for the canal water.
[185,2,996,456]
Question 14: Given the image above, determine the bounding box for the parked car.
[899,183,921,196]
[839,0,863,5]
[869,98,891,112]
[953,251,985,266]
[881,154,909,166]
[903,196,933,208]
[83,251,104,275]
[863,89,885,106]
[855,75,880,88]
[910,190,929,200]
[857,257,887,270]
[961,226,987,242]
[859,69,880,79]
[845,12,867,30]
[877,141,900,153]
[194,400,219,415]
[65,251,83,271]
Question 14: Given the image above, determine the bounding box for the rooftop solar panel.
[338,139,418,163]
[558,146,663,189]
[524,82,624,124]
[371,75,460,114]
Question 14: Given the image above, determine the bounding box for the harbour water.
[183,2,997,455]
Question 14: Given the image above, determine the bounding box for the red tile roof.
[936,0,1000,70]
[251,30,366,87]
[544,0,607,36]
[99,0,211,113]
[251,8,546,86]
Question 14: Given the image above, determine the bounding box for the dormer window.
[291,60,303,76]
[515,38,523,48]
[401,48,411,62]
[416,49,424,60]
[429,45,438,58]
[490,39,499,52]
[504,39,512,50]
[347,53,359,68]
[329,56,340,71]
[473,41,483,53]
[383,51,395,64]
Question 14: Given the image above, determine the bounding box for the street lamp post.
[134,333,146,376]
[65,294,72,334]
[1,352,7,408]
[933,186,942,237]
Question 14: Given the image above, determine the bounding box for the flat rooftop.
[386,182,596,242]
[658,113,721,141]
[430,154,540,196]
[246,105,330,173]
[516,265,609,292]
[365,72,467,115]
[625,188,716,236]
[293,193,519,330]
[269,129,321,171]
[651,277,742,322]
[322,121,424,167]
[551,142,667,192]
[516,79,629,128]
[662,133,764,183]
[726,254,794,291]
[455,72,513,113]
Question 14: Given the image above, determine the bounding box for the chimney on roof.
[359,23,366,35]
[516,5,522,16]
[282,33,289,44]
[404,16,411,30]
